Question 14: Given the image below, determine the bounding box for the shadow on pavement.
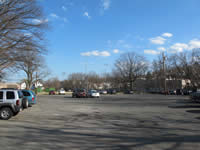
[6,124,200,150]
[168,98,200,109]
[169,105,200,109]
[2,110,200,150]
[187,110,200,114]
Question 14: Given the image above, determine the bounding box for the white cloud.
[113,49,120,54]
[50,13,59,19]
[81,51,110,57]
[81,52,91,56]
[168,39,200,53]
[24,33,32,37]
[170,43,189,52]
[102,0,111,10]
[101,51,111,56]
[157,47,166,51]
[62,6,67,11]
[144,50,160,55]
[63,18,68,23]
[49,13,68,23]
[83,12,91,19]
[123,44,132,49]
[118,40,125,44]
[149,36,166,45]
[32,19,48,24]
[116,40,132,49]
[162,33,173,38]
[32,19,41,24]
[188,39,200,50]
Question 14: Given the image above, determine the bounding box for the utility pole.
[35,69,38,95]
[104,64,108,89]
[85,62,88,92]
[162,52,167,93]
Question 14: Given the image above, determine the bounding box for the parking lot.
[1,94,200,150]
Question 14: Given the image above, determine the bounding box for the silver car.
[0,89,25,120]
[87,90,100,98]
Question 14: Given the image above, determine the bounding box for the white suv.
[0,89,27,120]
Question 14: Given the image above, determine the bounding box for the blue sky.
[34,0,200,80]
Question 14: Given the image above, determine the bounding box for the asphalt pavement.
[0,94,200,150]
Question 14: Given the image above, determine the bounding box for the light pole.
[84,62,89,92]
[104,64,108,88]
[162,52,167,93]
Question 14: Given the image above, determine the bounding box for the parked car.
[190,92,200,101]
[58,88,66,95]
[124,90,134,94]
[107,89,117,94]
[21,90,36,107]
[99,90,107,94]
[49,90,56,95]
[169,90,176,95]
[0,89,26,120]
[72,89,87,98]
[176,89,183,95]
[87,90,100,98]
[160,90,169,95]
[182,89,193,95]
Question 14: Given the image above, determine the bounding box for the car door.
[22,91,32,102]
[6,91,16,104]
[0,91,4,103]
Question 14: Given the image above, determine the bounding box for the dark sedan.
[72,89,87,98]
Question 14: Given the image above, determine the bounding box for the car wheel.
[22,98,29,109]
[0,107,13,120]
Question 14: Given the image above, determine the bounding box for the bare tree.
[168,49,200,88]
[0,0,47,72]
[43,78,61,90]
[151,54,169,89]
[105,71,124,90]
[114,52,148,90]
[87,72,103,89]
[0,71,6,82]
[61,72,104,90]
[68,73,86,89]
[16,50,48,90]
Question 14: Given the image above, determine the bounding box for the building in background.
[0,83,20,89]
[20,81,44,90]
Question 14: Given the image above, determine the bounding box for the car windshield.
[78,89,85,92]
[30,91,35,96]
[18,91,23,98]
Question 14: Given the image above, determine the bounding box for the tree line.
[43,49,200,91]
